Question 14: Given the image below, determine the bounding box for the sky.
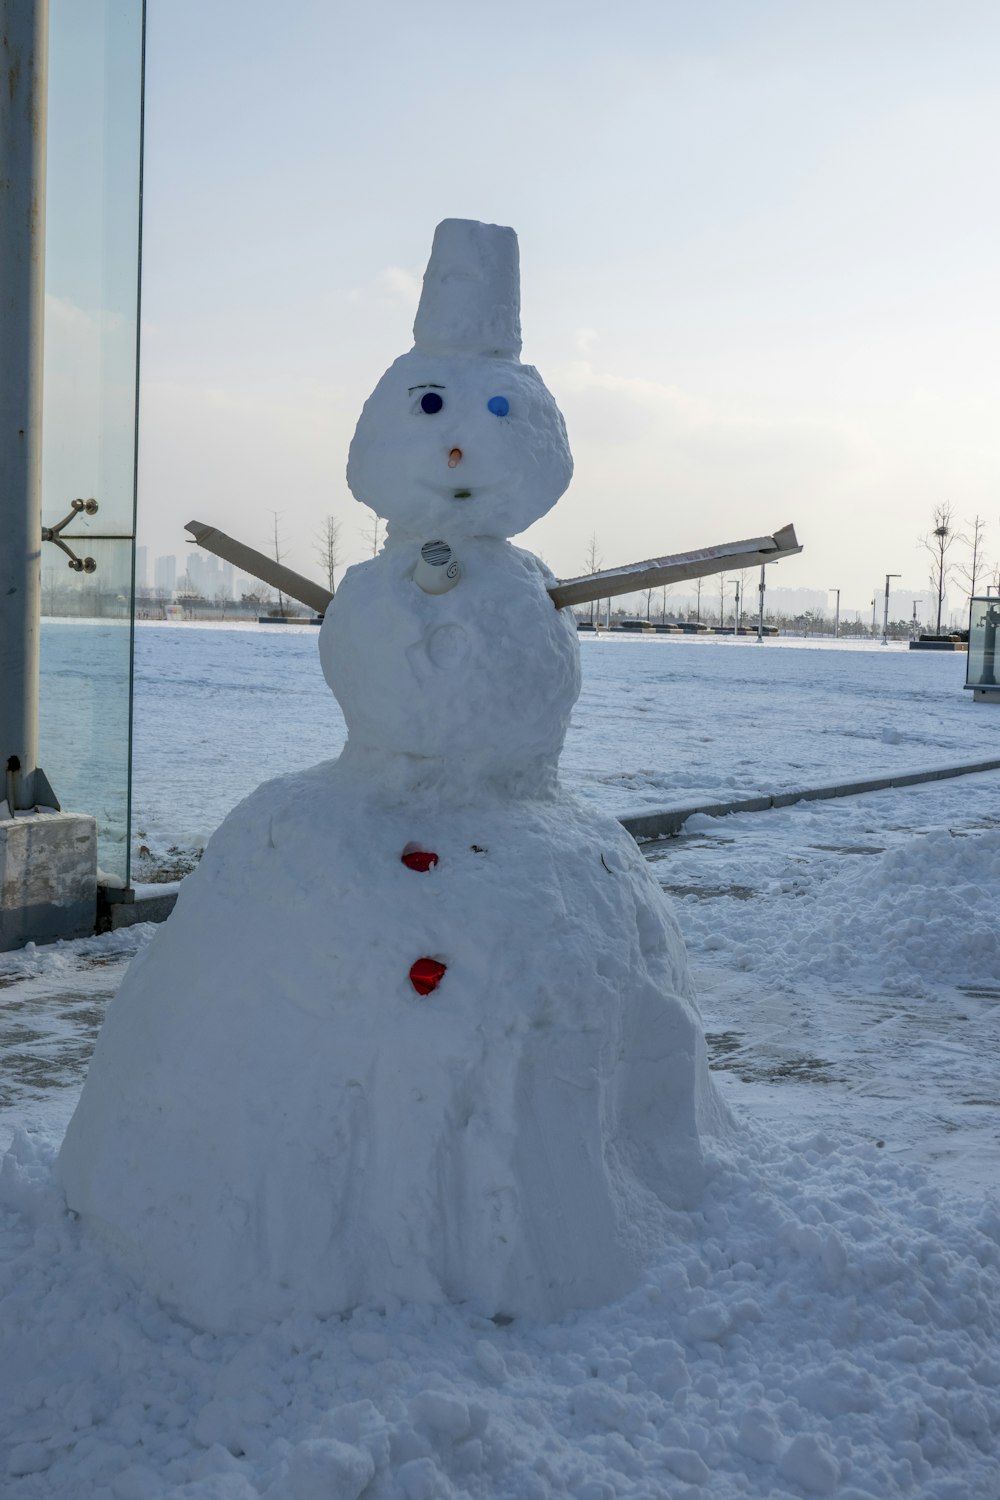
[130,0,1000,616]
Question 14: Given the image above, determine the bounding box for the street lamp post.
[830,588,840,639]
[871,596,877,639]
[882,573,900,645]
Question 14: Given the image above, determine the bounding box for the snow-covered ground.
[3,629,998,1497]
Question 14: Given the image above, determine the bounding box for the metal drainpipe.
[0,0,49,810]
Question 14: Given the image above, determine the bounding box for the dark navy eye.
[487,395,509,417]
[420,391,444,414]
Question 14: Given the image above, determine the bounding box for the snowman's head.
[346,220,573,541]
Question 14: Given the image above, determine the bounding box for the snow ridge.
[3,1126,998,1497]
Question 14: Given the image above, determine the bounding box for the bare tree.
[269,510,288,616]
[359,510,385,557]
[737,568,753,632]
[583,532,603,625]
[919,502,957,634]
[717,572,730,627]
[315,515,342,596]
[584,532,602,573]
[242,585,275,607]
[957,514,988,603]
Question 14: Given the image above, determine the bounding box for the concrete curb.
[110,889,179,928]
[97,885,181,932]
[617,756,1000,842]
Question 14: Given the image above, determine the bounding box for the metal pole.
[1,0,49,811]
[882,573,900,645]
[830,588,840,639]
[757,564,765,642]
[871,596,877,639]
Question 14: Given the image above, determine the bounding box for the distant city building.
[154,554,177,595]
[887,588,938,626]
[185,551,220,596]
[106,548,135,596]
[134,545,148,592]
[757,586,829,617]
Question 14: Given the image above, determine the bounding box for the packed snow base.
[5,1119,1000,1498]
[57,759,724,1331]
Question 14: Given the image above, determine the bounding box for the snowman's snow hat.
[412,218,522,361]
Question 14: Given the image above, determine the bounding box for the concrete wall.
[0,811,97,949]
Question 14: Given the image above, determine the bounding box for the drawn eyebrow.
[407,383,446,393]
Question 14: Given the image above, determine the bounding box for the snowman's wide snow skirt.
[58,759,731,1332]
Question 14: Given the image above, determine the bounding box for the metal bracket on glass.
[42,498,99,572]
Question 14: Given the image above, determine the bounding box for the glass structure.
[38,0,145,883]
[966,597,1000,699]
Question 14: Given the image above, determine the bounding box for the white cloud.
[379,265,422,305]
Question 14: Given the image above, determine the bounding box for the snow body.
[57,757,726,1330]
[58,219,730,1331]
[323,536,578,792]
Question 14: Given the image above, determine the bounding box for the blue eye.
[420,392,444,414]
[487,395,509,417]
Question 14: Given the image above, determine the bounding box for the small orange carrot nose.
[448,448,462,468]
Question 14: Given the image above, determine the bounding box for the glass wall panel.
[39,0,145,884]
[40,540,135,875]
[966,597,1000,690]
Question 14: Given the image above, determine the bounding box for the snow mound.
[792,827,1000,993]
[7,1126,1000,1498]
[682,825,1000,997]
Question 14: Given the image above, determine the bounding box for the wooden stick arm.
[185,519,802,617]
[185,522,334,616]
[547,525,802,610]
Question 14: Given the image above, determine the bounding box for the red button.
[409,958,446,996]
[402,849,439,872]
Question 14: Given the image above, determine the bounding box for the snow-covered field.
[3,628,999,1497]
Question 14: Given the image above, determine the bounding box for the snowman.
[58,220,731,1333]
